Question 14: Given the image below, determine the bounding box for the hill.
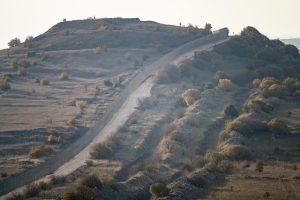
[282,38,300,50]
[1,20,300,200]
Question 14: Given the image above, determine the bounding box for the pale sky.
[1,0,300,49]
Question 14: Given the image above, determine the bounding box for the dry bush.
[0,81,11,91]
[149,183,170,198]
[28,145,54,158]
[226,115,268,137]
[17,67,26,76]
[75,101,85,110]
[67,118,76,126]
[283,77,299,93]
[252,78,261,88]
[218,79,233,91]
[93,46,107,54]
[267,97,280,106]
[156,64,179,84]
[256,160,264,172]
[9,59,18,70]
[214,71,229,81]
[181,89,201,106]
[80,174,103,190]
[259,77,279,90]
[205,150,225,164]
[4,193,24,200]
[222,145,252,160]
[267,118,290,135]
[58,72,69,80]
[49,175,66,185]
[40,78,49,85]
[263,84,288,98]
[243,99,273,113]
[90,143,113,159]
[2,73,12,81]
[184,155,206,170]
[204,159,233,173]
[61,185,98,200]
[177,58,193,77]
[23,183,40,198]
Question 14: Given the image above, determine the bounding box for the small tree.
[204,23,212,34]
[149,183,170,198]
[224,104,238,119]
[8,38,21,48]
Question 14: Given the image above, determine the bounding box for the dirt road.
[0,28,228,196]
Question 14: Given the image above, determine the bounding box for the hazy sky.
[1,0,300,49]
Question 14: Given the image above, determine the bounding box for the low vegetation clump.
[263,83,289,98]
[0,81,11,91]
[103,79,113,87]
[283,77,300,93]
[224,104,239,119]
[259,77,279,90]
[93,46,107,54]
[267,118,290,135]
[214,71,229,81]
[225,115,268,137]
[40,78,49,85]
[75,101,85,110]
[80,174,103,190]
[59,72,69,80]
[149,183,170,198]
[156,64,179,84]
[222,145,252,160]
[243,99,273,113]
[252,78,261,88]
[28,145,54,158]
[61,185,98,200]
[218,79,233,91]
[256,160,264,172]
[8,38,21,48]
[9,59,19,70]
[23,183,41,198]
[204,151,233,173]
[182,89,201,106]
[90,142,113,159]
[17,67,27,76]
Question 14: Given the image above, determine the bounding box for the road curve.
[0,28,229,196]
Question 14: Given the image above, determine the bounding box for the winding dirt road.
[0,29,228,196]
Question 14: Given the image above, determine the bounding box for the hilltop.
[0,18,300,200]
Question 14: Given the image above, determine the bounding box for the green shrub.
[224,104,239,119]
[80,174,103,190]
[61,185,98,200]
[149,183,170,198]
[103,79,113,87]
[181,89,201,106]
[28,145,54,158]
[8,38,21,48]
[90,143,113,159]
[222,145,252,160]
[267,118,290,135]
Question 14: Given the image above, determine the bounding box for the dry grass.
[17,67,27,76]
[58,72,69,80]
[75,101,85,110]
